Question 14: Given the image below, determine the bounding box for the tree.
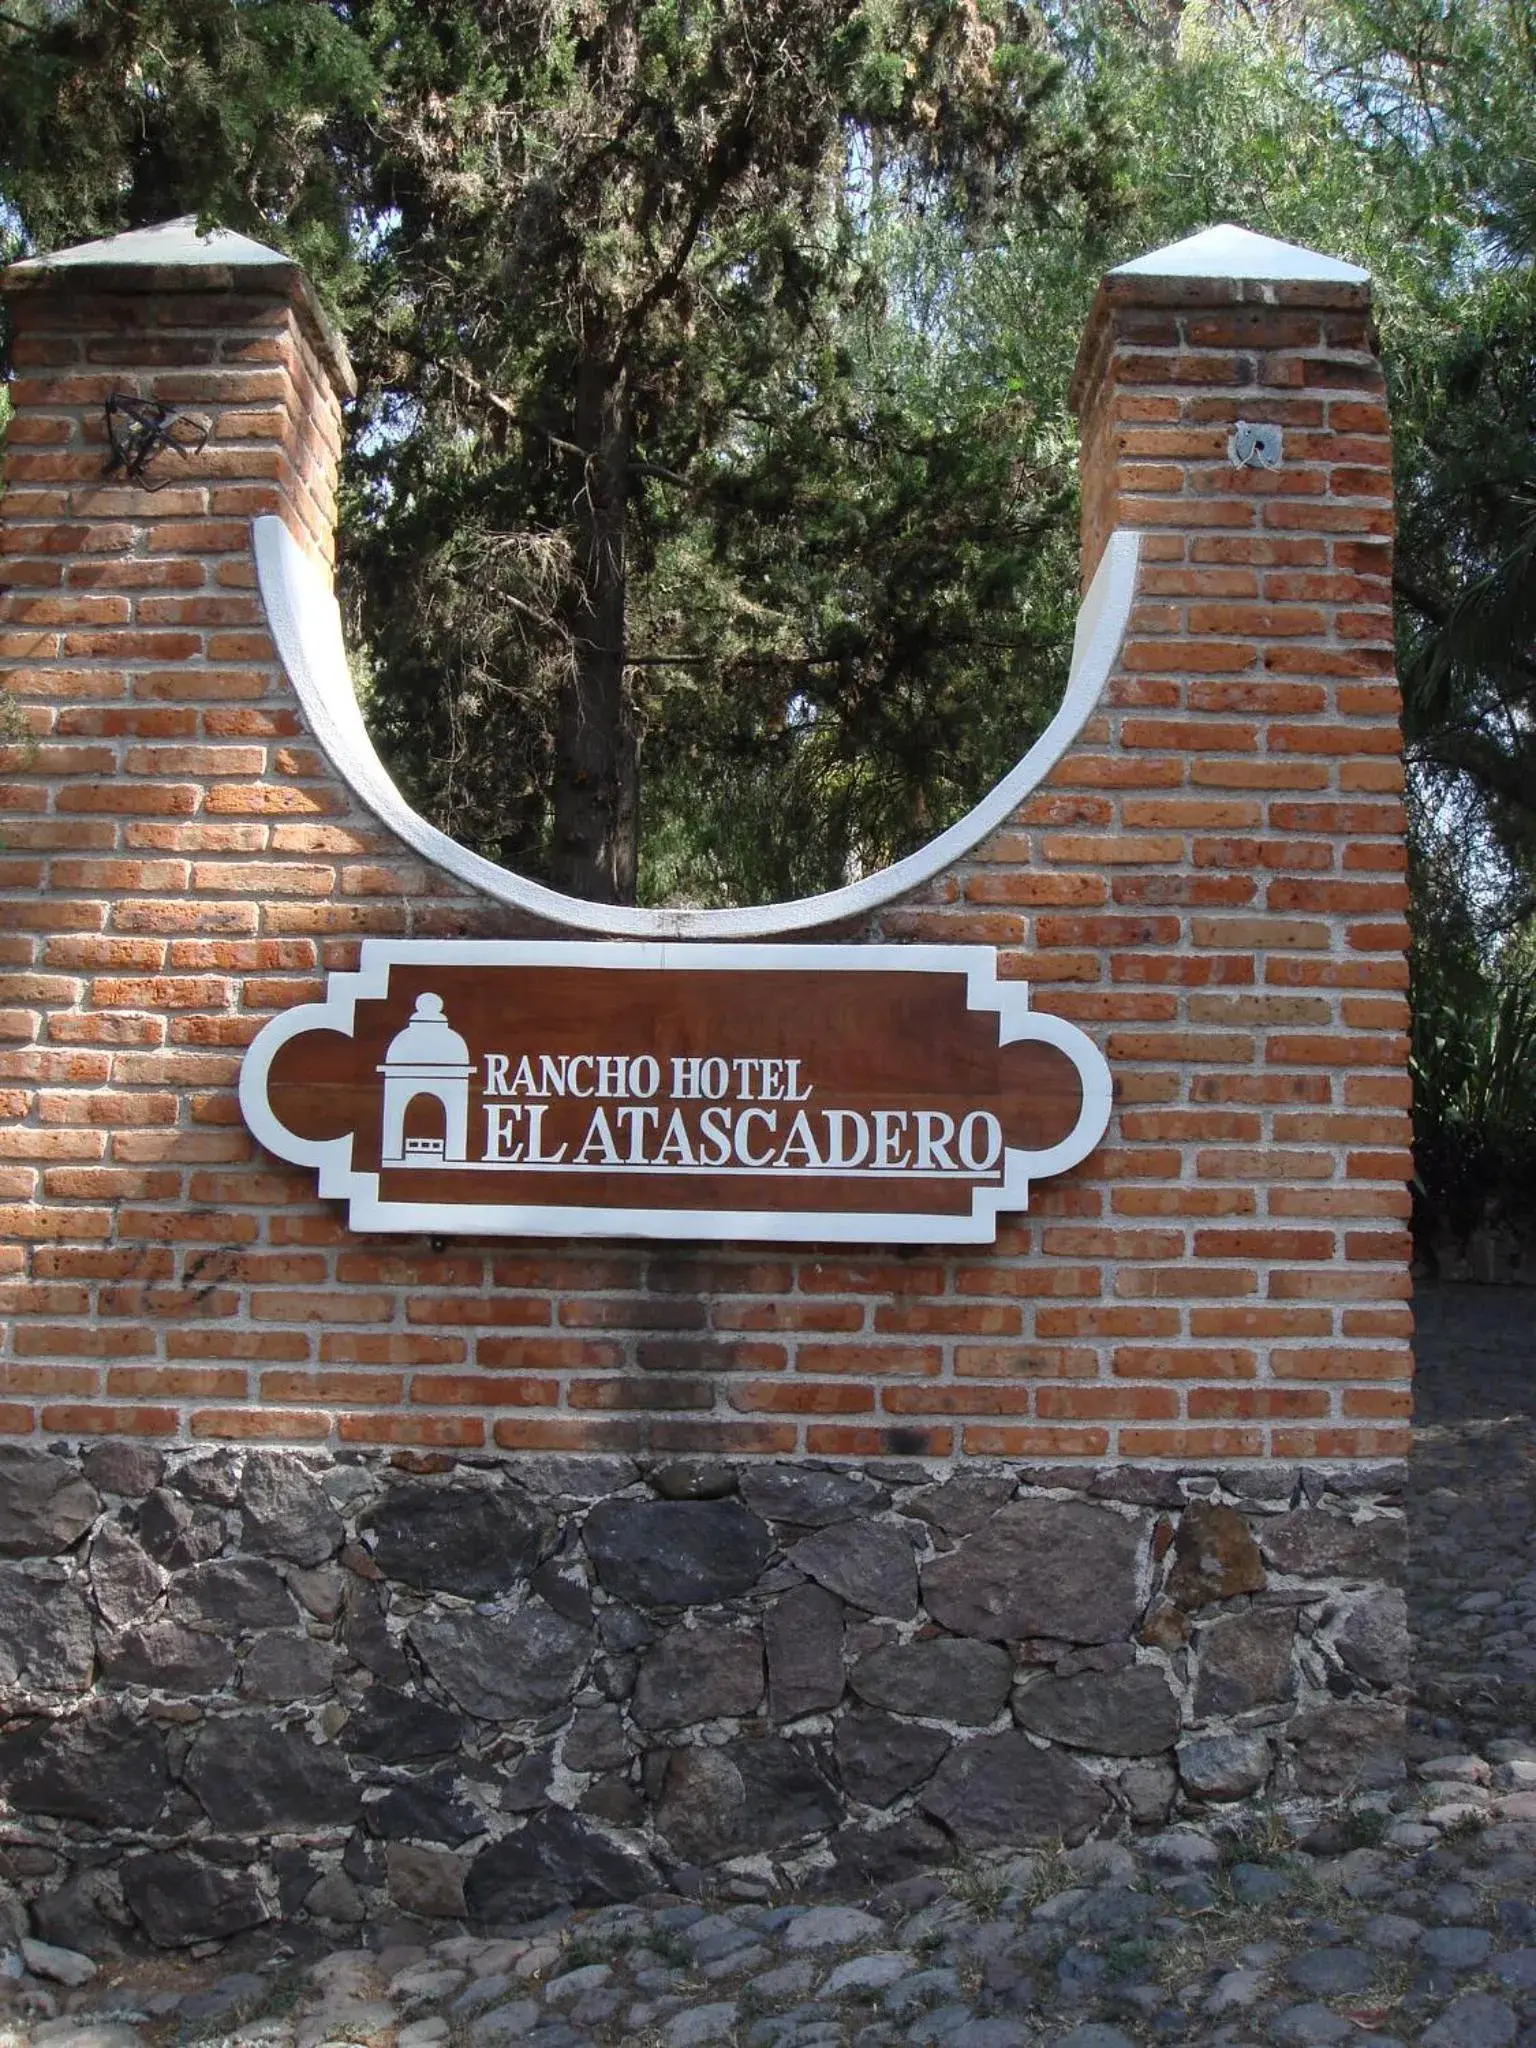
[1328,0,1536,929]
[0,0,371,283]
[634,351,1084,904]
[1022,0,1536,940]
[1,0,1111,904]
[340,0,1109,901]
[1408,841,1536,1258]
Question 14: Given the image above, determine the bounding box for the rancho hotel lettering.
[240,940,1114,1243]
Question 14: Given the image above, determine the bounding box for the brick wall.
[0,231,1413,1470]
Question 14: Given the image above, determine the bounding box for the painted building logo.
[239,941,1113,1245]
[379,993,474,1165]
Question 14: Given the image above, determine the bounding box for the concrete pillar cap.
[1,213,354,398]
[1071,222,1373,415]
[1111,223,1370,285]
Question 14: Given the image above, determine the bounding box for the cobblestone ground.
[1409,1285,1536,1751]
[4,1284,1534,2048]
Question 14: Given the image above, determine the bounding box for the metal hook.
[103,393,211,490]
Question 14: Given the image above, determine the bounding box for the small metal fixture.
[103,392,210,489]
[1228,420,1283,471]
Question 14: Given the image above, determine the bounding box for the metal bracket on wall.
[1228,420,1283,471]
[103,393,211,490]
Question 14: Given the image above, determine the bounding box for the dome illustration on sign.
[378,992,473,1165]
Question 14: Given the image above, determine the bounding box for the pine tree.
[339,0,1107,901]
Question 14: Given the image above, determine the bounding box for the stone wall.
[1,1437,1405,1948]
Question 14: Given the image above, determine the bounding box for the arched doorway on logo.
[401,1090,450,1162]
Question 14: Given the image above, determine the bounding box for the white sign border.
[239,942,1113,1245]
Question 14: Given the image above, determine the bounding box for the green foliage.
[636,334,1081,904]
[1326,0,1536,928]
[335,0,1111,899]
[0,0,373,293]
[1410,846,1536,1252]
[996,0,1536,1245]
[1395,260,1536,919]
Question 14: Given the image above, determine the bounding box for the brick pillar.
[1065,224,1414,1458]
[0,218,357,1439]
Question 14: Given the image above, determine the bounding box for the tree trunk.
[550,351,638,903]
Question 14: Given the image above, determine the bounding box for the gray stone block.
[0,1446,99,1557]
[919,1730,1110,1848]
[921,1501,1144,1645]
[119,1853,267,1947]
[87,1522,162,1629]
[1333,1587,1409,1687]
[1193,1604,1297,1717]
[789,1520,919,1620]
[633,1622,764,1730]
[0,1702,168,1828]
[835,1709,950,1807]
[167,1557,296,1632]
[766,1583,845,1721]
[1013,1666,1179,1756]
[739,1465,886,1528]
[1176,1731,1271,1801]
[135,1487,223,1568]
[850,1638,1012,1726]
[183,1717,360,1831]
[464,1808,657,1923]
[100,1619,235,1693]
[341,1684,463,1762]
[1259,1510,1405,1580]
[363,1481,545,1597]
[584,1498,772,1607]
[409,1600,592,1721]
[239,1451,345,1566]
[0,1568,94,1692]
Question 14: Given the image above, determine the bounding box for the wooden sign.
[238,942,1112,1244]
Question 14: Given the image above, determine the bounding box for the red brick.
[795,1344,942,1379]
[713,1302,864,1333]
[406,1294,553,1328]
[341,1413,486,1447]
[1273,1426,1409,1456]
[962,1425,1108,1457]
[40,1403,180,1436]
[478,1337,625,1370]
[169,1329,312,1361]
[250,1289,394,1324]
[1341,1387,1412,1419]
[1113,1346,1256,1379]
[1188,1387,1329,1420]
[809,1424,954,1458]
[1191,758,1330,790]
[954,1346,1097,1379]
[732,1381,875,1414]
[416,1375,561,1408]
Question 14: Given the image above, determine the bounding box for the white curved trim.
[253,518,1140,939]
[237,993,357,1186]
